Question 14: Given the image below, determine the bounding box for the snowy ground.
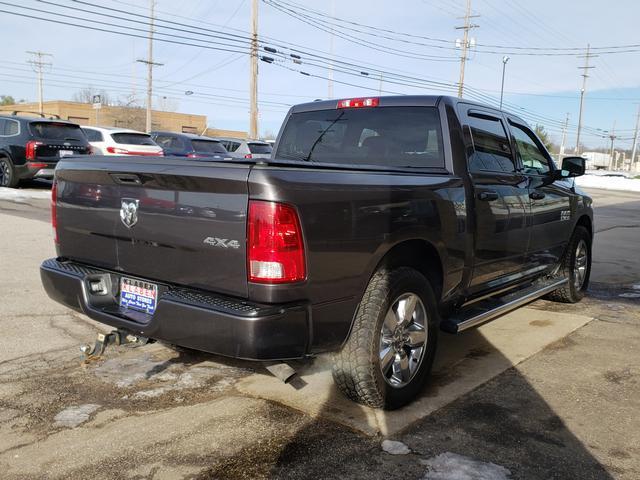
[0,186,51,202]
[575,170,640,193]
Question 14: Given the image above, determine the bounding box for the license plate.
[59,150,74,158]
[119,277,158,314]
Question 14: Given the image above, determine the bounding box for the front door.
[506,119,574,272]
[462,108,531,294]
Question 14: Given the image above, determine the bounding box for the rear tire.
[0,157,18,188]
[332,267,438,409]
[546,226,592,303]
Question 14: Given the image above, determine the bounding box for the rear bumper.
[40,258,310,360]
[16,162,56,180]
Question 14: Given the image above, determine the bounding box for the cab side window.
[509,123,551,175]
[467,114,516,173]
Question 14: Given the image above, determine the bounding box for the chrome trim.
[454,277,568,332]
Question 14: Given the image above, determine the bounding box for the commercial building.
[0,101,247,139]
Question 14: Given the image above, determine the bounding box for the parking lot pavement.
[0,186,638,479]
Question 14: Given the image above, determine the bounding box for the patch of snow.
[54,404,100,428]
[132,387,171,399]
[576,173,640,193]
[631,284,640,291]
[0,187,51,202]
[620,292,640,298]
[381,439,411,455]
[584,169,634,178]
[94,355,167,388]
[422,452,511,480]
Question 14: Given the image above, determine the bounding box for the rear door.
[110,132,163,156]
[247,142,273,159]
[461,107,531,293]
[190,139,228,158]
[28,122,90,161]
[506,119,574,270]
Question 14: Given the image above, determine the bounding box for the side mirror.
[559,156,586,178]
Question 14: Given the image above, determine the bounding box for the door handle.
[529,191,546,200]
[477,190,499,201]
[110,173,142,185]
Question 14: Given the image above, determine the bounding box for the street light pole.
[499,56,509,110]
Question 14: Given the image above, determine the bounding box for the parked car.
[41,95,592,409]
[216,137,273,159]
[81,127,163,157]
[150,131,229,159]
[0,113,91,188]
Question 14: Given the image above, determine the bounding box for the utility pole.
[26,51,53,115]
[455,0,479,98]
[499,55,509,110]
[608,121,617,170]
[249,0,259,139]
[575,44,597,154]
[137,0,163,133]
[559,113,570,159]
[630,104,640,171]
[327,0,335,99]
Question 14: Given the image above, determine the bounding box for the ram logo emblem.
[120,199,139,228]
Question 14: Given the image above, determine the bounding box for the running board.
[441,277,568,334]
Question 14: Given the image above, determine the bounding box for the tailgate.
[55,156,251,298]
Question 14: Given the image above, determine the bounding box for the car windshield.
[248,143,272,154]
[191,139,227,154]
[275,106,445,168]
[29,122,86,141]
[112,133,157,146]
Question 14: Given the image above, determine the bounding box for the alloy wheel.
[574,239,588,290]
[379,293,428,388]
[0,160,11,187]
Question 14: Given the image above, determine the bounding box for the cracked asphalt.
[0,185,638,479]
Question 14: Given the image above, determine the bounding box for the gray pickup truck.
[41,96,592,409]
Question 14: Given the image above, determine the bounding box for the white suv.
[216,138,272,159]
[81,127,163,157]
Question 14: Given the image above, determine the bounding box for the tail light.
[86,145,93,155]
[106,146,129,155]
[51,180,58,244]
[187,153,204,159]
[244,153,253,159]
[248,200,306,284]
[26,141,43,160]
[337,97,379,109]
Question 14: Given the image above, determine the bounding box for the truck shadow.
[261,326,617,479]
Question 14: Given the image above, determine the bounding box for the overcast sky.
[3,0,639,148]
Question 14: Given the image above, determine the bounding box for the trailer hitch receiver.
[80,330,149,359]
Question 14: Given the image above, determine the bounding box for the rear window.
[275,106,444,168]
[29,122,85,141]
[248,143,272,154]
[112,133,156,146]
[191,139,227,154]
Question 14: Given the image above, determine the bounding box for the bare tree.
[112,95,147,131]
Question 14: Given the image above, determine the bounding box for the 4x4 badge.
[120,199,139,228]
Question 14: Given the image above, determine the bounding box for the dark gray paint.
[44,96,593,359]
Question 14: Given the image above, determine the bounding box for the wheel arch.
[375,239,444,301]
[575,214,593,239]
